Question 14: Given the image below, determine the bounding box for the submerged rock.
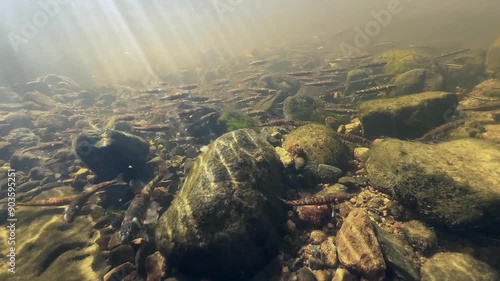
[442,53,485,90]
[74,129,150,181]
[366,138,500,228]
[154,129,286,281]
[374,50,434,76]
[390,68,444,96]
[421,252,499,281]
[358,91,458,139]
[469,79,500,98]
[0,87,22,103]
[336,208,386,280]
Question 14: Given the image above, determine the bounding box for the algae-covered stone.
[345,69,370,94]
[366,138,500,228]
[257,74,300,96]
[282,124,349,170]
[154,129,286,281]
[374,50,434,76]
[390,69,426,97]
[74,129,150,181]
[421,252,499,281]
[402,220,437,254]
[358,91,458,139]
[486,37,500,78]
[469,79,500,98]
[373,224,420,281]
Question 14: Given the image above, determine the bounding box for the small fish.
[305,80,338,87]
[18,195,77,206]
[228,88,245,94]
[244,109,266,117]
[22,141,65,153]
[185,112,219,131]
[279,193,355,206]
[258,119,311,127]
[320,68,348,74]
[434,48,469,60]
[235,95,264,105]
[416,119,467,142]
[133,124,171,132]
[167,136,196,142]
[247,88,278,95]
[177,84,198,90]
[369,41,397,48]
[159,92,190,100]
[120,167,166,243]
[286,71,315,77]
[178,108,204,117]
[356,62,387,69]
[333,132,372,146]
[241,73,263,82]
[354,85,396,95]
[64,174,127,223]
[322,107,358,114]
[333,29,346,36]
[185,96,210,102]
[249,60,268,66]
[140,88,166,94]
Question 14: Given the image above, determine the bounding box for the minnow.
[354,85,396,95]
[120,166,166,243]
[247,88,278,95]
[202,98,223,104]
[286,71,315,77]
[333,132,372,146]
[305,80,338,87]
[177,84,198,90]
[212,79,230,86]
[235,96,264,105]
[340,54,371,60]
[244,109,266,117]
[241,73,263,82]
[22,141,65,153]
[18,195,76,206]
[258,119,311,127]
[63,174,127,223]
[434,48,469,59]
[348,77,375,85]
[356,62,387,69]
[178,108,204,117]
[322,107,358,114]
[320,68,348,73]
[168,136,196,142]
[369,41,396,48]
[133,124,171,132]
[278,193,355,206]
[159,92,190,100]
[185,96,210,102]
[249,60,268,66]
[416,119,466,142]
[223,96,243,103]
[185,112,219,131]
[228,88,245,94]
[140,88,166,94]
[333,29,346,36]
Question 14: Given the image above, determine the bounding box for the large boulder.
[366,138,500,229]
[442,53,485,90]
[73,129,150,181]
[390,67,445,97]
[469,79,500,99]
[358,91,458,139]
[373,50,434,76]
[421,252,499,281]
[154,129,286,281]
[282,124,349,171]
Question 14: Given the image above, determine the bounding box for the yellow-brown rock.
[336,208,386,280]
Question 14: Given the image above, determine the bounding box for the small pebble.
[310,230,328,244]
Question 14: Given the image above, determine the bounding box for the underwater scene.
[1,0,500,280]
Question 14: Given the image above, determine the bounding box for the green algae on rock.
[219,110,258,131]
[154,129,286,281]
[366,138,500,229]
[282,95,343,123]
[442,53,485,91]
[469,79,500,99]
[421,252,500,281]
[374,50,434,76]
[389,67,445,97]
[282,124,349,170]
[358,91,458,139]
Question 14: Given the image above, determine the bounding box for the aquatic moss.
[374,50,433,76]
[219,111,258,131]
[366,138,500,228]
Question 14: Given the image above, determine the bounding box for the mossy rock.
[390,69,427,97]
[219,111,258,131]
[366,138,500,229]
[374,50,434,76]
[442,53,485,90]
[486,37,500,79]
[358,91,458,139]
[154,129,286,281]
[421,252,499,281]
[257,74,301,96]
[469,79,500,99]
[0,187,105,281]
[282,124,349,170]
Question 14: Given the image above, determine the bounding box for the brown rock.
[320,236,338,267]
[336,208,386,280]
[310,230,328,244]
[332,268,353,281]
